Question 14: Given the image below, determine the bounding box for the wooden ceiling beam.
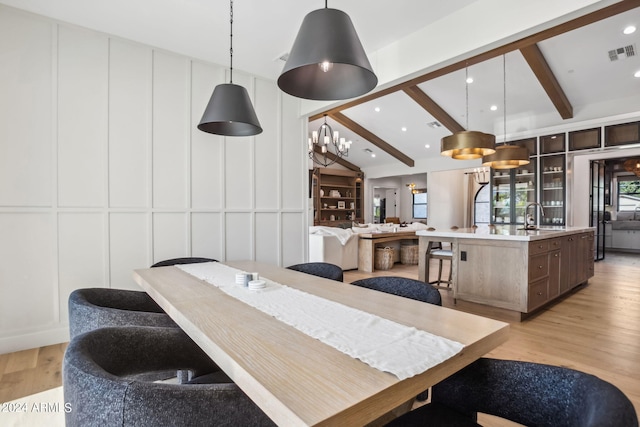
[520,44,573,119]
[402,86,465,134]
[312,145,361,172]
[329,112,415,167]
[309,0,640,122]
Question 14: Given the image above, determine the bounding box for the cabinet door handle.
[537,291,543,296]
[554,253,559,257]
[538,265,544,269]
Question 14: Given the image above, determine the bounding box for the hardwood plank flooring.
[1,253,638,425]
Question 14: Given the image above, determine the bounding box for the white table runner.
[178,262,464,380]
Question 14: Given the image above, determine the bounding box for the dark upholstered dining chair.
[151,257,217,268]
[68,288,177,339]
[351,276,442,402]
[350,276,442,306]
[385,357,638,427]
[69,257,217,339]
[286,262,344,282]
[63,326,275,427]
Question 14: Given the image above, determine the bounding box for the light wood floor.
[1,252,638,423]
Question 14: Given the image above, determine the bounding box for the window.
[412,191,427,219]
[618,177,640,211]
[474,184,490,224]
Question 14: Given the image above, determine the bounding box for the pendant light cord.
[229,0,234,83]
[465,64,469,130]
[503,54,507,144]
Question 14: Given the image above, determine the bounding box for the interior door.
[590,160,605,261]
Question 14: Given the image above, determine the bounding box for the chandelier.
[308,115,351,167]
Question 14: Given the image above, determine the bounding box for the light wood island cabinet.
[417,226,595,319]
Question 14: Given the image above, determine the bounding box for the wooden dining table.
[133,260,509,427]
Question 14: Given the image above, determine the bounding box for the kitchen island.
[417,225,595,319]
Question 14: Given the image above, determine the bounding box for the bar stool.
[427,242,452,289]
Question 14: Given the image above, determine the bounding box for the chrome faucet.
[525,202,545,229]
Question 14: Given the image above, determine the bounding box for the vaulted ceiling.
[308,2,640,171]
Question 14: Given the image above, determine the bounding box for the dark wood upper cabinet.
[605,121,640,147]
[569,128,601,151]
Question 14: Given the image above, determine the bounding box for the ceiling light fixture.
[198,0,262,137]
[308,115,351,167]
[483,55,530,169]
[473,167,490,185]
[623,25,636,35]
[441,64,496,160]
[624,158,640,176]
[634,70,640,78]
[277,1,377,100]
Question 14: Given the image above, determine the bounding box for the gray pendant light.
[278,1,377,100]
[198,0,262,136]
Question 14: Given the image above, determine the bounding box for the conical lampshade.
[278,8,377,100]
[198,83,263,136]
[482,145,530,169]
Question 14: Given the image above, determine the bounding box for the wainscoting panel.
[58,213,106,323]
[282,212,305,267]
[152,50,190,210]
[255,79,279,211]
[0,213,56,331]
[0,8,53,207]
[281,94,305,211]
[57,25,108,208]
[110,213,150,290]
[225,212,253,261]
[152,212,189,264]
[255,212,279,265]
[108,39,151,209]
[191,212,223,261]
[191,61,225,210]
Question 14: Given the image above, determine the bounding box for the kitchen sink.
[611,221,640,230]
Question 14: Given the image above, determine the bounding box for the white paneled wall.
[0,6,306,354]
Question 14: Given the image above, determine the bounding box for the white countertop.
[415,225,594,241]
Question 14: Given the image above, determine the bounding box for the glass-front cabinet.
[540,154,566,226]
[491,162,536,225]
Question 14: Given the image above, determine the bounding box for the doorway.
[373,188,397,223]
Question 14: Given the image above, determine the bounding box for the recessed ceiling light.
[466,77,474,84]
[401,127,407,132]
[371,153,376,158]
[623,25,636,35]
[635,70,640,78]
[490,105,498,111]
[374,107,380,112]
[425,144,430,149]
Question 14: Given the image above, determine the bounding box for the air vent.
[608,44,636,61]
[427,121,442,128]
[275,52,289,62]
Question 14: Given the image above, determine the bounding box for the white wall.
[0,6,306,354]
[427,170,466,230]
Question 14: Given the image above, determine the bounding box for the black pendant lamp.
[198,0,262,137]
[277,1,377,100]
